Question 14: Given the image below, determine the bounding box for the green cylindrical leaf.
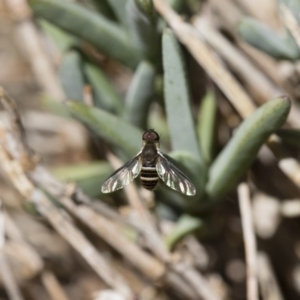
[91,0,116,20]
[166,214,202,250]
[38,19,76,53]
[126,0,159,62]
[83,62,123,114]
[59,51,84,101]
[197,90,217,165]
[107,0,129,26]
[162,30,202,162]
[148,106,170,147]
[123,61,155,129]
[67,101,142,157]
[29,0,142,68]
[277,128,300,148]
[238,18,300,60]
[134,0,155,16]
[53,161,112,197]
[53,161,111,181]
[42,95,70,117]
[206,97,291,201]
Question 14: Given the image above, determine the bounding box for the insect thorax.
[141,144,158,167]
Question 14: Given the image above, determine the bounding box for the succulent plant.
[238,0,300,61]
[29,0,290,246]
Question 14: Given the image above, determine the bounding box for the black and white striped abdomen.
[140,166,158,190]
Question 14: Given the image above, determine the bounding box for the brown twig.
[238,183,258,300]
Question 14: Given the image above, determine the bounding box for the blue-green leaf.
[29,0,142,68]
[53,161,112,197]
[91,0,116,20]
[197,90,217,165]
[83,62,123,114]
[59,51,84,101]
[67,101,142,157]
[148,106,170,147]
[206,97,291,202]
[38,19,76,53]
[123,61,155,129]
[238,18,300,60]
[107,0,128,26]
[166,214,202,250]
[162,30,202,161]
[126,0,159,61]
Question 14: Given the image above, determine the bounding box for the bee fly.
[101,129,196,196]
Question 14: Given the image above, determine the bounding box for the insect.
[101,129,196,196]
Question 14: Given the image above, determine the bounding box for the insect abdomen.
[140,166,158,190]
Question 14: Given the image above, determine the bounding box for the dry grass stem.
[0,250,25,300]
[83,85,94,106]
[68,185,135,227]
[0,123,133,298]
[0,201,25,300]
[280,4,300,51]
[5,0,65,99]
[172,263,221,300]
[0,88,30,161]
[238,183,258,300]
[30,165,166,281]
[210,0,244,31]
[257,252,284,300]
[0,87,224,300]
[107,152,170,262]
[193,16,280,103]
[278,157,300,187]
[281,199,300,218]
[238,0,279,27]
[41,271,70,300]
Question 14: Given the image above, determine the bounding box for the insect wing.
[156,152,196,196]
[101,153,142,193]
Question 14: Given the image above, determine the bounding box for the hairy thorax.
[141,144,158,167]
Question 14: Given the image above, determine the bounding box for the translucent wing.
[156,152,196,196]
[101,153,142,193]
